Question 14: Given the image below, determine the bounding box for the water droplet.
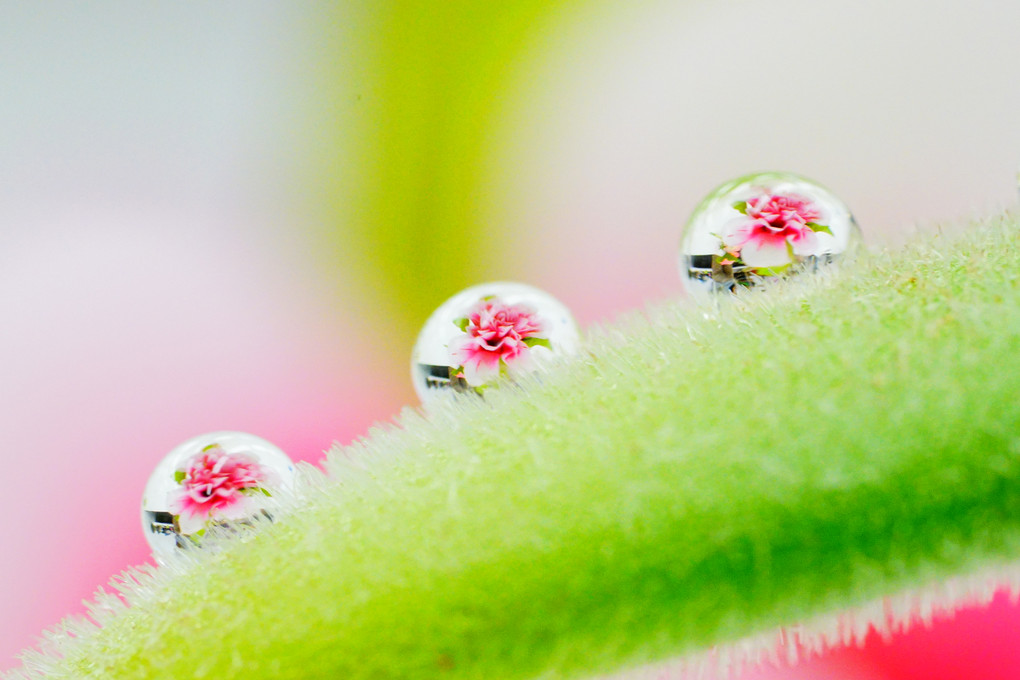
[410,281,580,402]
[140,431,295,559]
[679,171,862,295]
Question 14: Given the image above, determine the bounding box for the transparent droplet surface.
[140,431,295,559]
[411,281,580,402]
[679,171,862,295]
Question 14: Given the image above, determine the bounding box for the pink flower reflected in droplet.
[168,445,271,533]
[722,193,824,267]
[448,298,547,386]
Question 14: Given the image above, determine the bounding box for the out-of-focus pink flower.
[449,299,546,386]
[169,445,268,530]
[722,194,823,267]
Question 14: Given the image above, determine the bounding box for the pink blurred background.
[2,1,1019,677]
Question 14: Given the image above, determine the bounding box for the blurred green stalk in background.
[309,1,592,351]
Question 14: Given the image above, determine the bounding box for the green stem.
[11,213,1020,680]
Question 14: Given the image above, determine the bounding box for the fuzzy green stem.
[10,213,1020,680]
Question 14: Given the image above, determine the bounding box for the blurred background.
[1,1,1019,677]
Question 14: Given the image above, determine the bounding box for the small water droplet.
[410,282,580,402]
[140,431,295,558]
[679,171,862,295]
